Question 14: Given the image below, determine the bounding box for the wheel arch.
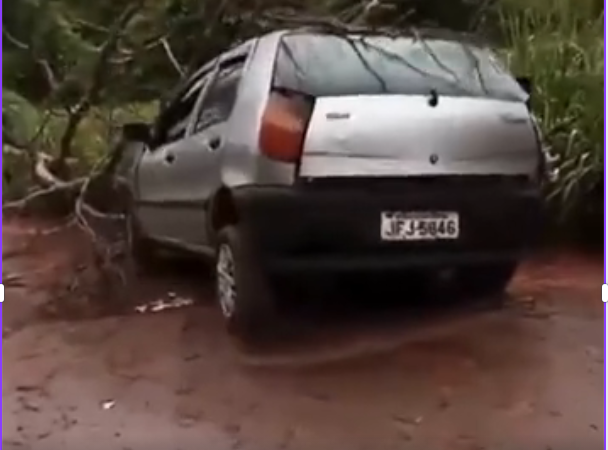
[207,186,240,244]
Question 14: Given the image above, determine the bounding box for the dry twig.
[160,38,185,78]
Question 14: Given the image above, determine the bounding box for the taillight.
[259,88,314,163]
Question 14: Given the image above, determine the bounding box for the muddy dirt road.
[2,220,604,450]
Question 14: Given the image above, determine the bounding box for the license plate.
[381,211,460,241]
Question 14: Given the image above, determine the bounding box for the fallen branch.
[57,1,145,172]
[34,152,67,188]
[3,272,25,288]
[2,178,85,217]
[262,11,363,33]
[3,135,134,306]
[2,28,60,91]
[160,38,185,78]
[3,106,66,191]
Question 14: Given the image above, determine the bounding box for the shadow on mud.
[113,256,516,361]
[242,273,516,364]
[24,234,529,370]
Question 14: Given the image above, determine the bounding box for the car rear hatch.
[269,31,540,180]
[299,94,539,178]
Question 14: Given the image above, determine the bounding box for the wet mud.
[2,219,604,450]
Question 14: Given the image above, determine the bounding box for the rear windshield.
[273,33,527,102]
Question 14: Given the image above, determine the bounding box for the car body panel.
[128,29,543,263]
[218,32,298,189]
[229,181,543,272]
[299,95,539,178]
[136,139,184,238]
[133,38,266,244]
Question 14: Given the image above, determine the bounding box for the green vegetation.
[501,0,603,243]
[2,0,603,245]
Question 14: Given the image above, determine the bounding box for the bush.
[499,0,603,243]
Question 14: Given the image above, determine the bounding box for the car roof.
[162,27,490,107]
[190,26,487,80]
[265,26,490,47]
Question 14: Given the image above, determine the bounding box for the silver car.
[122,29,544,338]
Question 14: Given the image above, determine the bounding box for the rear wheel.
[215,225,277,340]
[456,262,518,300]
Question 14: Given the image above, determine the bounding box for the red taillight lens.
[259,88,314,163]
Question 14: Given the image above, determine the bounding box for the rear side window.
[273,33,527,102]
[155,75,208,145]
[194,61,244,132]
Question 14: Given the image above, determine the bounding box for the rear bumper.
[232,177,544,273]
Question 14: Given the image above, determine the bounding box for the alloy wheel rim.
[217,244,237,318]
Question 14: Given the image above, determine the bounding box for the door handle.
[207,136,222,151]
[164,152,175,164]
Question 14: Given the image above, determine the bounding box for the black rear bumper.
[232,177,544,273]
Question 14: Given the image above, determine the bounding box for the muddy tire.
[457,262,518,300]
[215,225,276,340]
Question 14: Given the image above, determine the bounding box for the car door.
[134,72,209,241]
[159,54,248,249]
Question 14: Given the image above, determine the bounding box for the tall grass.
[500,0,604,241]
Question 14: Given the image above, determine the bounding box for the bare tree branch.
[2,27,29,49]
[3,27,60,90]
[3,111,55,187]
[2,178,84,215]
[73,18,110,33]
[262,11,365,33]
[35,152,67,188]
[57,1,146,170]
[38,60,60,91]
[160,38,185,78]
